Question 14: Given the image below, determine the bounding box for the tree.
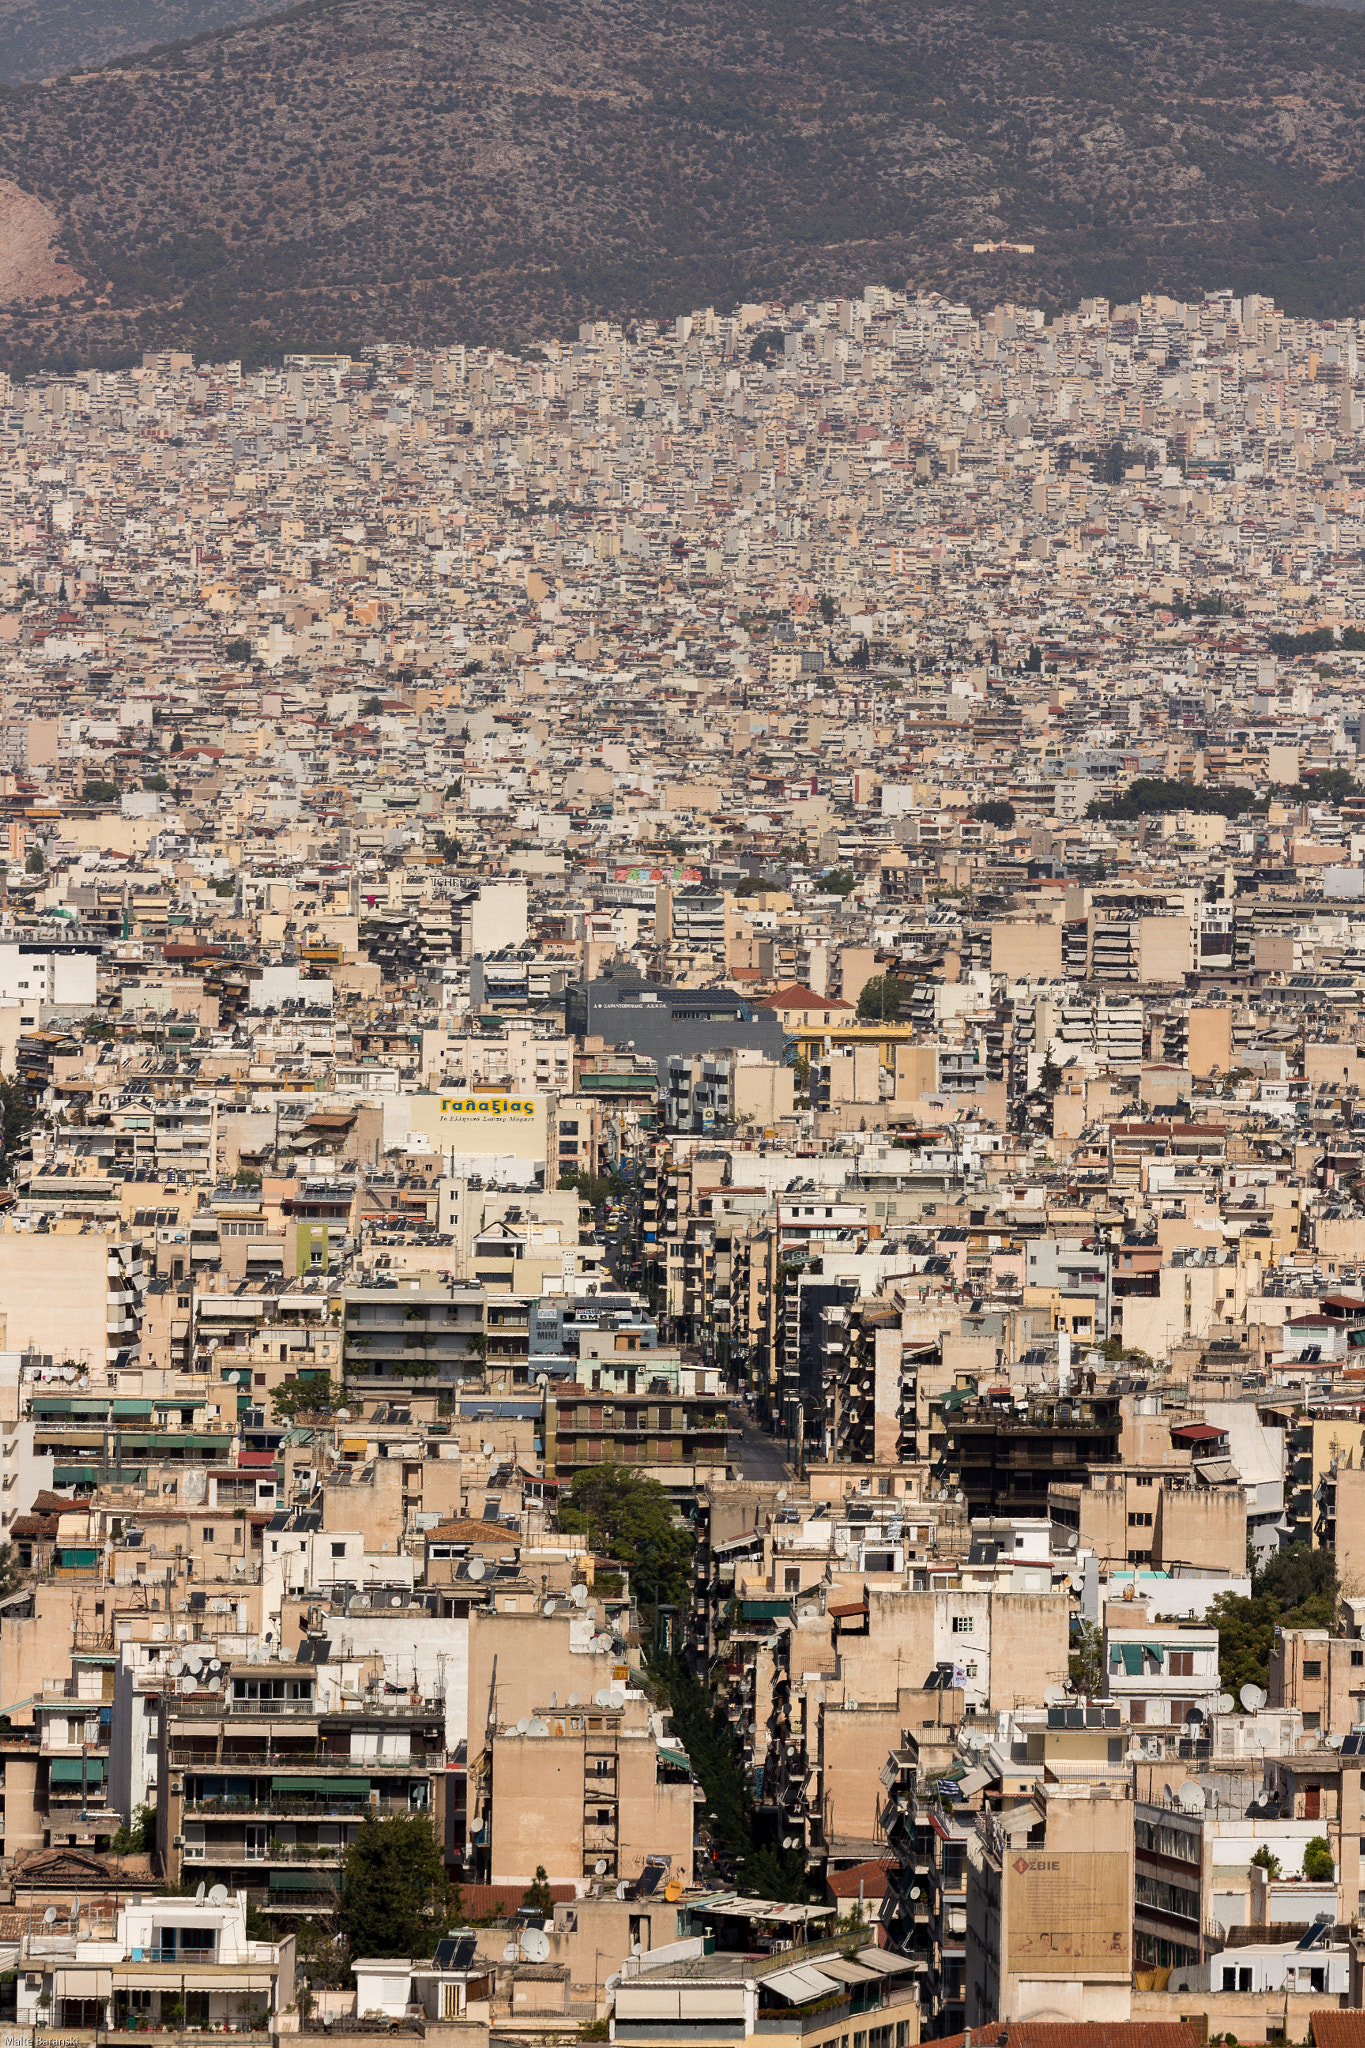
[522,1865,554,1917]
[169,730,184,753]
[821,868,855,897]
[225,637,253,663]
[1038,1045,1064,1096]
[341,1815,453,1956]
[1250,1845,1281,1879]
[974,799,1016,831]
[271,1377,342,1421]
[1303,1836,1334,1881]
[747,328,785,363]
[1068,1621,1103,1697]
[24,845,43,875]
[83,779,119,803]
[1208,1544,1337,1701]
[0,1080,33,1185]
[143,774,169,792]
[112,1802,156,1854]
[817,592,836,627]
[361,694,385,715]
[856,976,903,1022]
[558,1465,692,1613]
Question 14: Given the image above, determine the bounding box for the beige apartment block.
[966,1779,1135,2025]
[485,1711,696,1887]
[991,919,1063,979]
[0,1232,145,1373]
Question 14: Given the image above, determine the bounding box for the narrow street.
[733,1411,791,1482]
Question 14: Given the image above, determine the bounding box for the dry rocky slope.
[0,0,277,86]
[6,0,1365,370]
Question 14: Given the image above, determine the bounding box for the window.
[1127,1511,1153,1528]
[202,1529,214,1544]
[1304,1711,1321,1732]
[784,1568,801,1593]
[331,1542,346,1559]
[1168,1651,1195,1678]
[1303,1660,1322,1679]
[951,1615,974,1635]
[1352,1650,1363,1668]
[1304,1785,1321,1819]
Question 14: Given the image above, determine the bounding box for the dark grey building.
[564,970,785,1074]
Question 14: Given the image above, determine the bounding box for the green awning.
[269,1868,340,1890]
[53,1467,97,1484]
[1118,1644,1144,1676]
[740,1599,792,1619]
[271,1776,368,1797]
[51,1756,106,1783]
[1143,1643,1165,1666]
[656,1748,691,1772]
[58,1549,98,1568]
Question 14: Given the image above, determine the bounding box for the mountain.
[0,0,282,85]
[6,0,1365,372]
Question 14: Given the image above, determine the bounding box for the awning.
[269,1868,340,1891]
[656,1748,691,1772]
[762,1965,842,2004]
[51,1755,107,1783]
[341,1438,369,1454]
[271,1775,367,1797]
[816,1958,880,1986]
[55,1969,112,1998]
[855,1948,919,1977]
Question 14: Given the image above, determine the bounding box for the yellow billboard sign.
[408,1091,546,1160]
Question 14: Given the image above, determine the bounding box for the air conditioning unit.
[173,1835,184,1848]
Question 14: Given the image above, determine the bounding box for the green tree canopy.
[856,976,903,1022]
[341,1814,453,1956]
[974,799,1017,830]
[1303,1836,1333,1881]
[558,1465,692,1611]
[1207,1544,1337,1703]
[271,1377,342,1421]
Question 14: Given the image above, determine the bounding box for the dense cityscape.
[2,278,1365,2048]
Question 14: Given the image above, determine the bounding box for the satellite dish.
[909,1887,922,1902]
[195,1882,207,1905]
[544,1599,557,1615]
[335,1409,351,1422]
[168,1660,185,1677]
[466,1558,486,1581]
[209,1885,229,1905]
[595,1688,613,1707]
[390,1595,403,1609]
[1240,1683,1268,1712]
[522,1928,551,1964]
[665,1882,681,1903]
[570,1584,588,1608]
[1184,1707,1205,1726]
[1178,1783,1207,1813]
[615,1882,629,1900]
[483,1442,495,1458]
[43,1909,57,1927]
[502,1943,520,1963]
[516,1718,530,1734]
[1217,1693,1235,1715]
[1043,1685,1066,1706]
[568,1693,580,1708]
[526,1719,549,1738]
[1162,1783,1175,1804]
[594,1859,608,1877]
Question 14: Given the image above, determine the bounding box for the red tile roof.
[1312,2022,1365,2048]
[935,2027,1205,2048]
[757,984,854,1011]
[825,1858,892,1899]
